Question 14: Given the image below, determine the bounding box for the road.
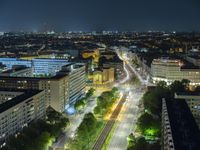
[107,87,144,150]
[106,50,146,150]
[92,93,128,150]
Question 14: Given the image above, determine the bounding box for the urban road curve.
[92,93,128,150]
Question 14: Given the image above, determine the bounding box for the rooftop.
[0,73,67,80]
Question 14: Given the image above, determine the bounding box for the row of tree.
[94,87,119,117]
[67,87,119,149]
[67,112,103,150]
[3,108,69,150]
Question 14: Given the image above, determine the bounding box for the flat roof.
[0,73,67,80]
[0,89,43,113]
[2,66,30,74]
[166,99,200,150]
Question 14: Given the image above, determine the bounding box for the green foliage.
[127,136,161,150]
[94,88,119,117]
[86,88,95,98]
[74,98,86,110]
[137,113,160,137]
[3,108,69,150]
[74,88,95,111]
[170,79,190,95]
[68,113,104,149]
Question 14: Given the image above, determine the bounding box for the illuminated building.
[0,89,46,147]
[88,67,114,85]
[82,49,100,63]
[58,63,86,107]
[0,63,86,112]
[0,74,69,112]
[32,58,69,76]
[151,58,200,85]
[0,65,32,77]
[0,58,69,76]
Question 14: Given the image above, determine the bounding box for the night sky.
[0,0,200,32]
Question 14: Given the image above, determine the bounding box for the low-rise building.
[0,58,69,76]
[0,89,46,147]
[88,67,114,85]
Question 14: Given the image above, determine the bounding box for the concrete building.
[162,99,200,150]
[88,67,114,85]
[103,62,123,79]
[0,65,32,77]
[175,92,200,122]
[32,58,69,76]
[58,63,86,106]
[0,74,69,112]
[0,89,46,147]
[151,58,200,85]
[0,58,32,69]
[0,58,69,76]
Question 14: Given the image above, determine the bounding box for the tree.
[137,113,160,137]
[86,88,95,98]
[127,133,136,148]
[74,99,86,111]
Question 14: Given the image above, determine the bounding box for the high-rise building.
[58,63,86,107]
[162,99,200,150]
[175,92,200,123]
[0,89,46,147]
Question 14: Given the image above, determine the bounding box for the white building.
[151,58,200,85]
[0,89,46,147]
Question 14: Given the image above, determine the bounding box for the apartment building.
[175,92,200,121]
[162,99,200,150]
[0,74,69,112]
[0,89,46,147]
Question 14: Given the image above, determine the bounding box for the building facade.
[0,58,69,76]
[88,67,114,85]
[162,99,200,150]
[58,63,86,107]
[0,75,69,112]
[151,58,200,85]
[0,89,46,147]
[0,66,32,77]
[175,92,200,121]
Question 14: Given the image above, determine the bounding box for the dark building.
[162,99,200,150]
